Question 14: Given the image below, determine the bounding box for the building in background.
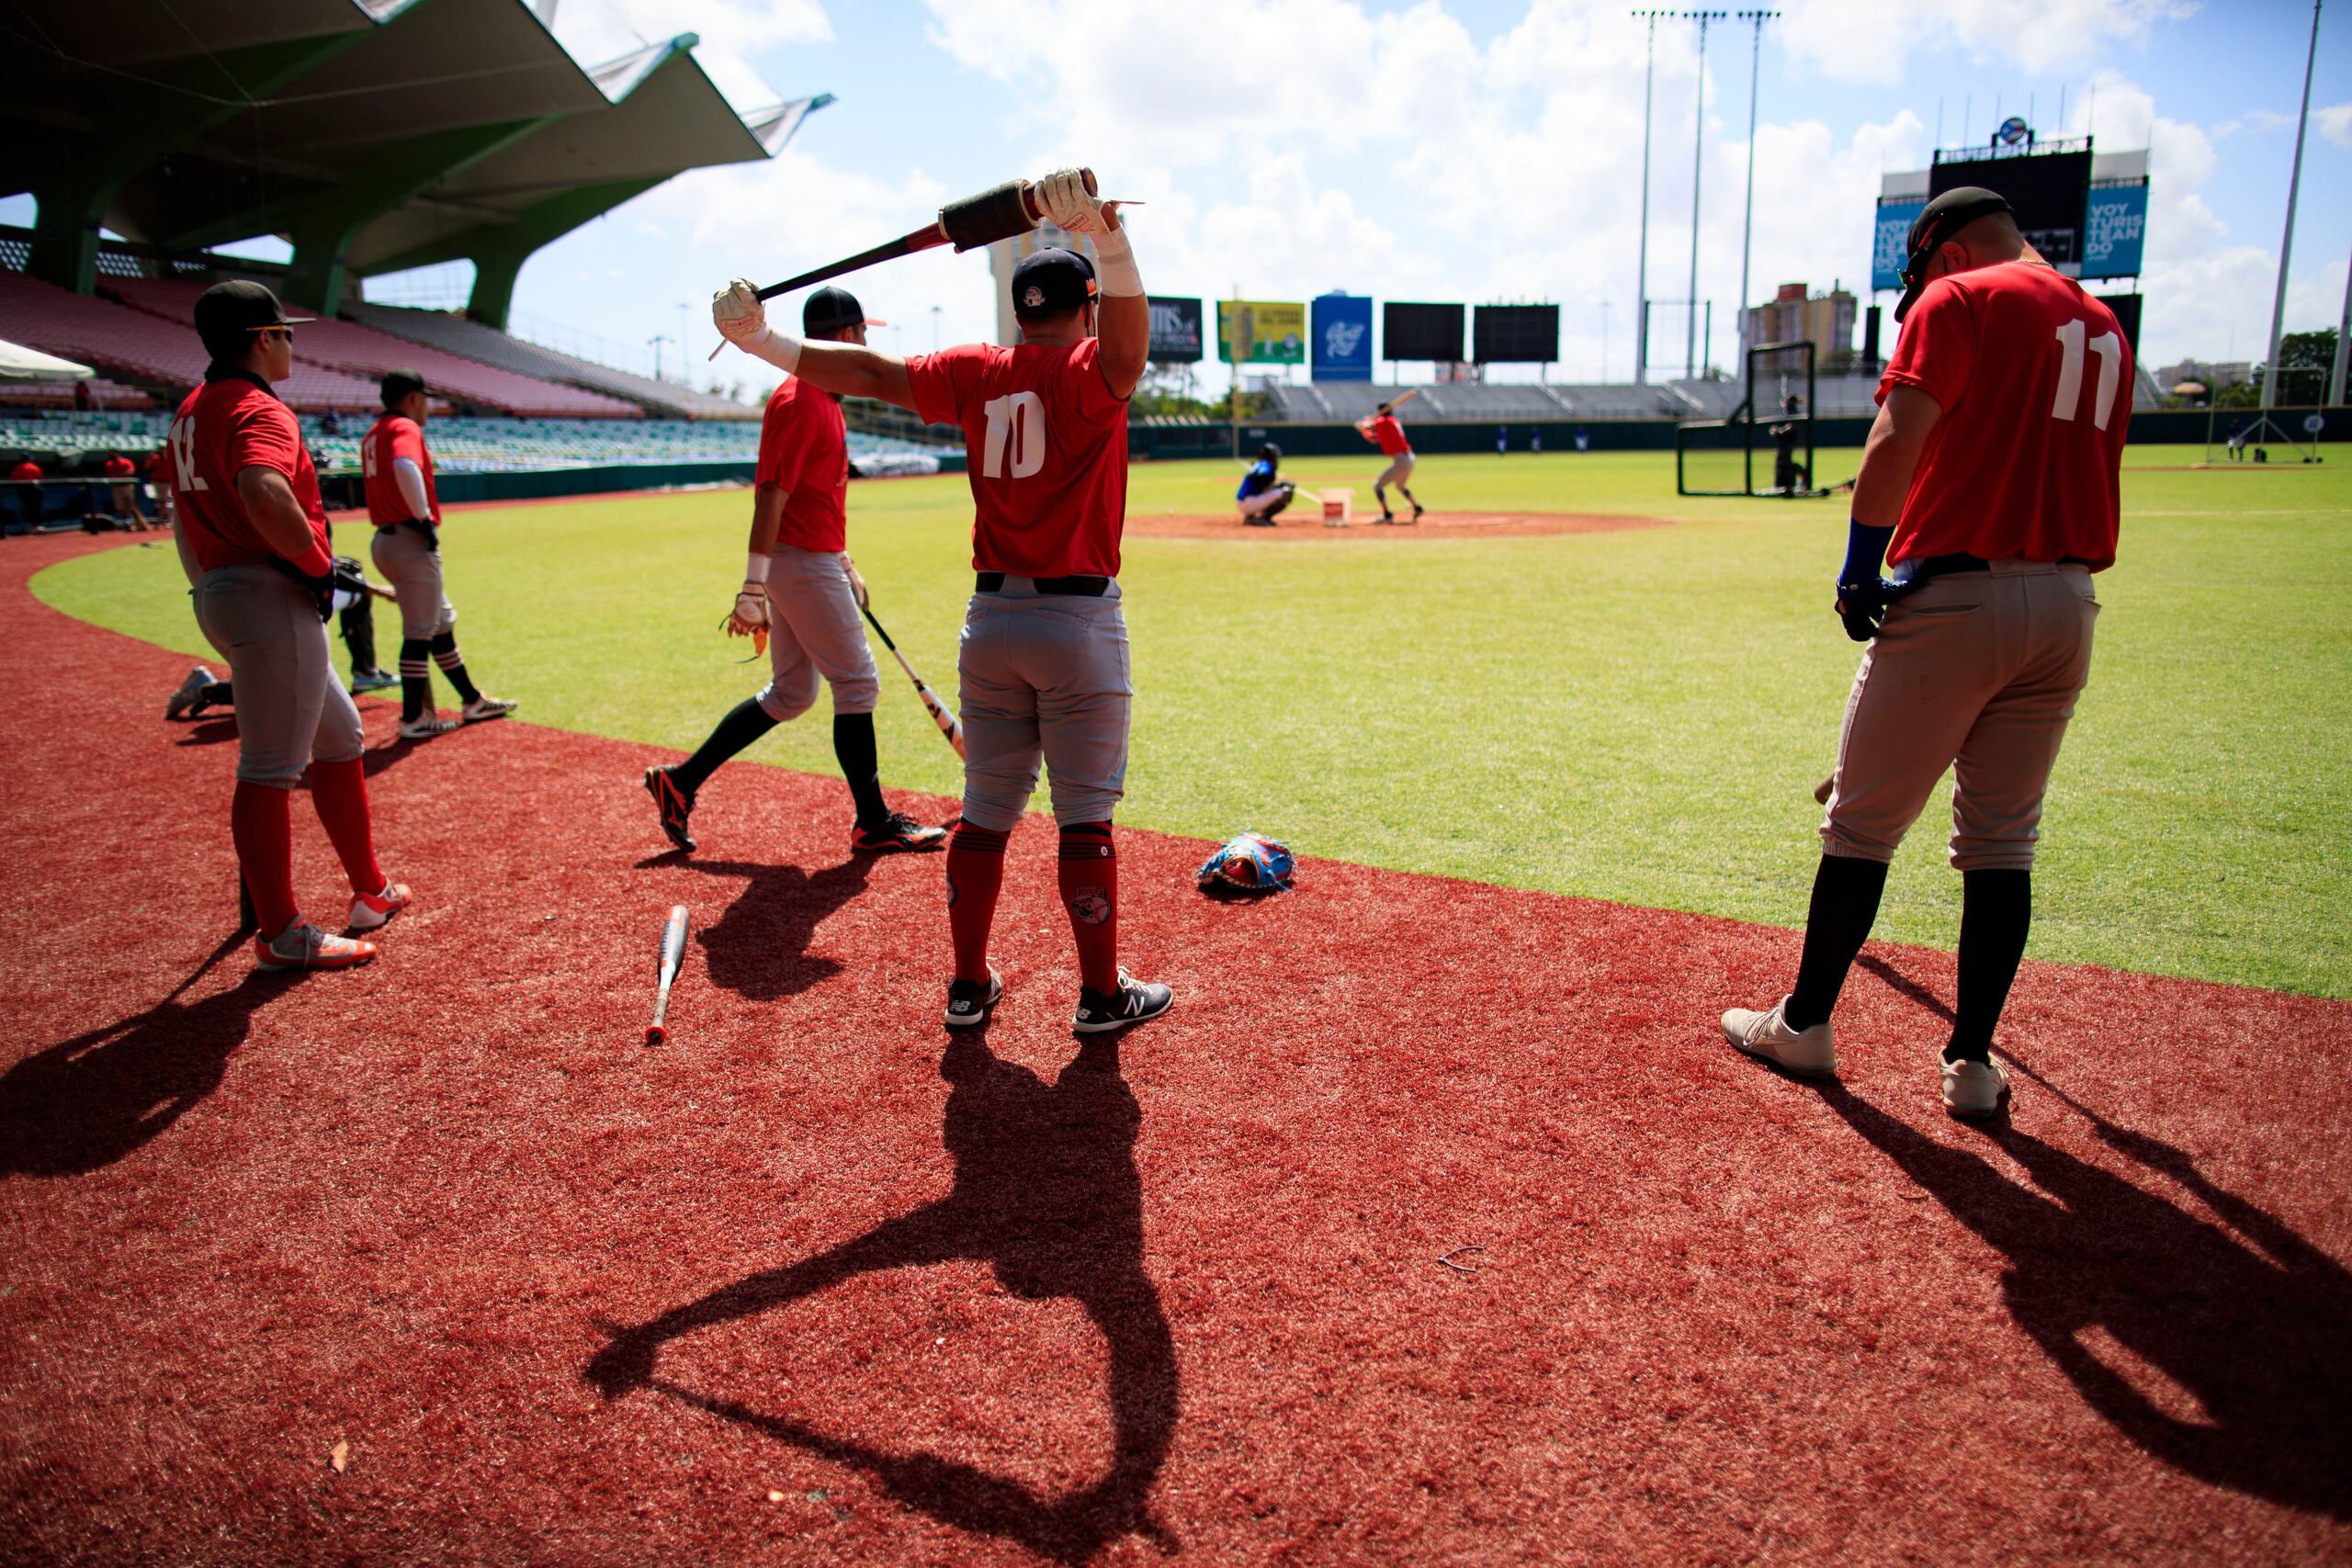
[2155,359,2252,392]
[1745,284,1857,372]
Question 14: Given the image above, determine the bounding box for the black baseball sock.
[1374,485,1390,514]
[202,681,233,705]
[1782,854,1891,1032]
[1947,870,2030,1065]
[1400,487,1420,508]
[833,711,890,828]
[672,697,777,797]
[427,631,481,705]
[398,637,431,722]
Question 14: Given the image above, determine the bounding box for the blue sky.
[19,0,2351,391]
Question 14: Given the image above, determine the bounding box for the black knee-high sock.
[832,711,889,828]
[427,630,481,704]
[1399,486,1419,506]
[398,637,432,722]
[1374,483,1389,513]
[1948,870,2030,1065]
[1783,854,1891,1032]
[671,696,778,797]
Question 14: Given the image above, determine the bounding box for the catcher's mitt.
[1196,831,1294,895]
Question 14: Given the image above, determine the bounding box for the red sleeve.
[905,344,991,428]
[1878,278,1975,412]
[227,400,304,481]
[387,418,426,468]
[754,387,815,490]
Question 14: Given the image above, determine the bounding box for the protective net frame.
[1675,340,1826,498]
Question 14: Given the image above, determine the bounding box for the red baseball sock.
[1057,820,1118,994]
[307,756,384,897]
[946,822,1009,983]
[231,781,300,939]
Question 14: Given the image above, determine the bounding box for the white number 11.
[2051,319,2121,431]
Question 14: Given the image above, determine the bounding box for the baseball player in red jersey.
[1723,188,2131,1118]
[713,168,1171,1034]
[361,371,516,739]
[643,286,945,857]
[1355,400,1422,523]
[166,281,408,971]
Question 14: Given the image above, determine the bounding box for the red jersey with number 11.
[906,337,1129,578]
[1878,260,2130,570]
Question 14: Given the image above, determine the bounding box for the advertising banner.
[1216,300,1306,364]
[1310,293,1374,380]
[1147,296,1203,362]
[2082,183,2148,278]
[1872,197,1927,293]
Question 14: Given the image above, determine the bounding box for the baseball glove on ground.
[1197,831,1295,895]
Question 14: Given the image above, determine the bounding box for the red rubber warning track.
[3,533,2348,1565]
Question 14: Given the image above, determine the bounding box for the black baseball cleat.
[1408,502,1424,523]
[851,811,949,853]
[643,765,695,853]
[1073,968,1174,1034]
[944,964,1002,1029]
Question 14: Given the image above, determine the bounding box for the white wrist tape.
[744,552,771,584]
[743,326,802,373]
[1091,227,1142,298]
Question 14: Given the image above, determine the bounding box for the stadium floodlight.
[2258,0,2322,423]
[1735,12,1778,363]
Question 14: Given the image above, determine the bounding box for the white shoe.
[399,713,459,739]
[347,882,412,932]
[166,665,214,720]
[254,920,376,972]
[1941,1055,2012,1119]
[461,695,517,724]
[1722,996,1837,1077]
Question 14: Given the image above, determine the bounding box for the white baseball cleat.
[166,665,215,720]
[254,920,376,973]
[347,881,413,932]
[461,694,518,724]
[399,712,459,739]
[1722,996,1838,1077]
[1941,1055,2012,1120]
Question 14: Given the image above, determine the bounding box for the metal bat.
[861,604,964,760]
[647,904,688,1045]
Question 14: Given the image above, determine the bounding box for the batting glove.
[725,582,771,637]
[1835,576,1905,642]
[1035,167,1116,235]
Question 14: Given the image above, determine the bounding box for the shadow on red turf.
[582,1028,1179,1562]
[1829,958,2352,1521]
[0,931,274,1178]
[666,854,877,1002]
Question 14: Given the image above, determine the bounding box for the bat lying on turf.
[647,904,688,1045]
[862,604,964,760]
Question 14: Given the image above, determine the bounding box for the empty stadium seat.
[349,303,756,421]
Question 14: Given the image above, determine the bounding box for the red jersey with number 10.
[167,374,332,576]
[1878,260,2130,570]
[361,412,440,526]
[906,337,1129,578]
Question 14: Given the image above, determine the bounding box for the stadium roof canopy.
[0,0,827,327]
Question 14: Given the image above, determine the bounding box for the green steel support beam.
[354,177,663,331]
[19,30,372,294]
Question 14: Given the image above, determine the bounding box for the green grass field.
[38,444,2352,997]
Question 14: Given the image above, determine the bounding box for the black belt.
[1911,553,2094,578]
[975,572,1109,595]
[377,518,438,550]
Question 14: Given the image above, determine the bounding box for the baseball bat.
[753,171,1096,303]
[861,604,965,760]
[1385,388,1421,412]
[647,904,688,1045]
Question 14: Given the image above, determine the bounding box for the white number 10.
[981,391,1045,479]
[2051,319,2121,431]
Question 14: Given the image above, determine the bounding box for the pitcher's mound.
[1130,510,1669,541]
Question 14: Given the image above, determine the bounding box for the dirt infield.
[4,531,2349,1565]
[1126,509,1669,541]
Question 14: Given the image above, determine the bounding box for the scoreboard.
[1382,301,1464,363]
[1473,304,1559,364]
[1928,150,2094,269]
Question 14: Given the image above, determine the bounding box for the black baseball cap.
[193,279,312,360]
[380,369,426,407]
[1894,186,2014,321]
[803,286,880,334]
[1010,247,1097,318]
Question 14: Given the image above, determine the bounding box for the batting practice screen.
[1929,150,2093,269]
[1383,301,1464,363]
[1473,305,1559,364]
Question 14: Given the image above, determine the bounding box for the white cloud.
[2318,102,2352,147]
[554,0,831,60]
[1782,0,2188,85]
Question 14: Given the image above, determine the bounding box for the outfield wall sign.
[1217,300,1306,364]
[1872,197,1927,293]
[1148,296,1203,362]
[1311,293,1374,381]
[2082,182,2148,278]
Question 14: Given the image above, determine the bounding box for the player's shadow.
[668,855,876,1003]
[172,716,240,748]
[0,934,280,1177]
[584,1030,1179,1563]
[1822,959,2352,1518]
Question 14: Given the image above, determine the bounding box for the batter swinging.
[714,167,1171,1036]
[646,287,945,857]
[1356,400,1423,524]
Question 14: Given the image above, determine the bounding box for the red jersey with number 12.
[1878,260,2130,570]
[906,337,1129,578]
[360,412,440,526]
